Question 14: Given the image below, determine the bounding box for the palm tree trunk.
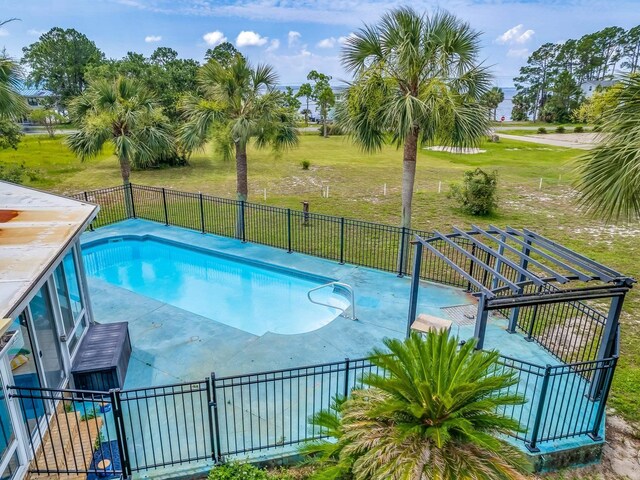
[305,98,309,126]
[235,141,248,201]
[235,141,248,239]
[322,106,328,138]
[119,155,134,217]
[397,127,418,274]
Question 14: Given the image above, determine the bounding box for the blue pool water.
[82,236,348,336]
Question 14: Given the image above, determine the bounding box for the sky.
[1,0,639,87]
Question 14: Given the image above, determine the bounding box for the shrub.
[574,126,584,133]
[0,119,23,150]
[448,168,498,216]
[301,160,311,170]
[555,126,566,133]
[317,123,345,136]
[208,463,268,480]
[0,163,39,184]
[537,127,547,134]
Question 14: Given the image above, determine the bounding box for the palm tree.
[0,55,26,118]
[339,8,490,236]
[179,56,298,201]
[576,74,640,222]
[66,77,173,214]
[482,87,505,121]
[304,332,530,480]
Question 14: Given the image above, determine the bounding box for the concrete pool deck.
[81,219,605,458]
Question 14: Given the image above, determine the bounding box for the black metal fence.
[9,386,124,477]
[73,184,610,368]
[72,183,429,276]
[9,350,617,478]
[50,183,618,472]
[211,352,617,459]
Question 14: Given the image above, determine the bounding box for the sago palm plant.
[303,332,530,480]
[339,7,491,234]
[575,74,640,222]
[179,56,298,201]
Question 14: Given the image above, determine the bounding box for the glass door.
[28,286,65,390]
[53,249,87,358]
[0,367,21,480]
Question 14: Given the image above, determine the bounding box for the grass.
[2,133,640,427]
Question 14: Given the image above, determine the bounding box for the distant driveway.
[497,132,599,150]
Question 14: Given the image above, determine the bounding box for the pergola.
[407,226,634,396]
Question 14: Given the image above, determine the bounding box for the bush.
[301,160,311,170]
[448,168,498,216]
[318,123,345,136]
[209,463,268,480]
[555,126,566,133]
[0,162,39,184]
[0,119,23,150]
[537,127,547,134]
[574,126,584,133]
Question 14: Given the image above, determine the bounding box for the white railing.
[307,282,356,320]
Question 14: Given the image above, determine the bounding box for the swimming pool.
[82,236,349,336]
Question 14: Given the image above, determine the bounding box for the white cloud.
[288,31,301,48]
[266,39,280,52]
[27,29,45,36]
[317,37,336,49]
[203,30,226,46]
[338,33,356,44]
[145,35,162,43]
[496,24,535,45]
[0,29,9,37]
[236,30,268,47]
[507,48,530,59]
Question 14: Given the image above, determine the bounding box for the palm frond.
[0,55,27,118]
[575,74,640,222]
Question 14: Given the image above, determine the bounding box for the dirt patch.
[424,146,487,154]
[540,416,640,479]
[538,321,589,361]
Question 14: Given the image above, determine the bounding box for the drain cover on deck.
[440,304,478,326]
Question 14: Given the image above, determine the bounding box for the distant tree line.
[512,25,640,122]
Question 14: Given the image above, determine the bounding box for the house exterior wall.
[0,236,94,480]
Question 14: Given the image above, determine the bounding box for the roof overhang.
[0,181,99,319]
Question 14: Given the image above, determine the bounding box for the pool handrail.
[307,282,357,320]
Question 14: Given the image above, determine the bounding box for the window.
[0,451,18,480]
[0,377,15,467]
[53,250,86,355]
[28,286,65,389]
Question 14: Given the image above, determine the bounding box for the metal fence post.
[397,227,407,277]
[241,200,246,242]
[162,188,168,226]
[128,184,137,219]
[526,365,551,453]
[589,357,618,441]
[204,377,218,462]
[467,244,477,292]
[287,208,292,253]
[109,389,132,477]
[343,358,350,397]
[83,191,94,231]
[339,217,345,264]
[199,193,206,234]
[210,373,223,463]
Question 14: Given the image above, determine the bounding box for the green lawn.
[2,133,639,427]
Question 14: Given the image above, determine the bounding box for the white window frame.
[50,246,88,363]
[0,358,28,480]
